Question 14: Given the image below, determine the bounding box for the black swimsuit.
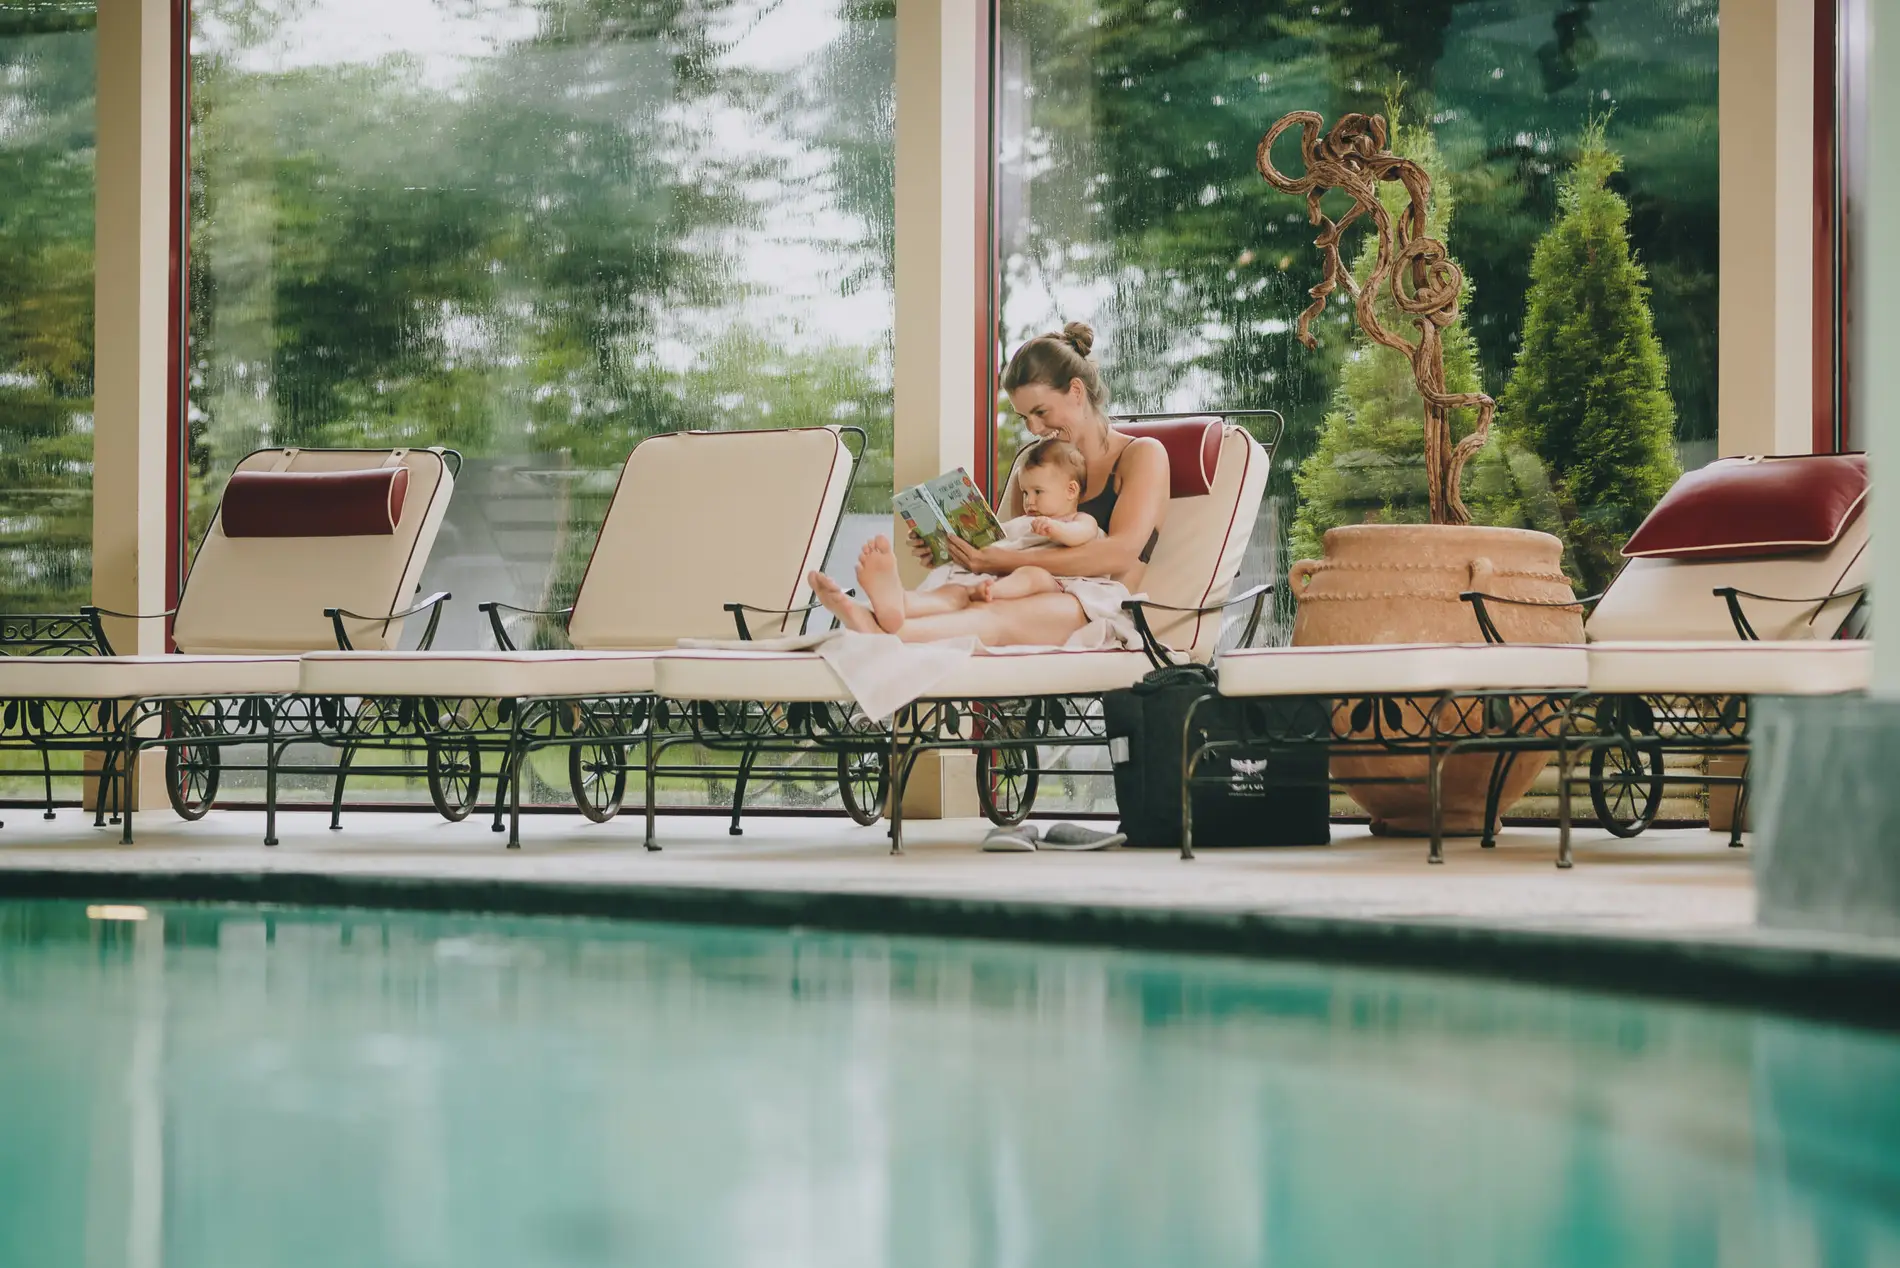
[1074,443,1160,564]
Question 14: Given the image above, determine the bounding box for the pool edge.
[2,865,1896,1032]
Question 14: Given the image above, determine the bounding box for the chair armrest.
[324,591,451,651]
[1458,590,1595,645]
[1713,584,1868,641]
[477,600,575,651]
[1121,583,1273,667]
[724,598,836,641]
[77,605,181,656]
[79,605,179,621]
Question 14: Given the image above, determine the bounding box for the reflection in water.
[1,903,1898,1266]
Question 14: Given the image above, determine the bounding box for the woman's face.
[1008,380,1092,444]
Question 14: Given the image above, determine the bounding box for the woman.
[811,322,1171,645]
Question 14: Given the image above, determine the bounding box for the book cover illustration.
[893,468,1004,566]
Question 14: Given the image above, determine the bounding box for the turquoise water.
[1,903,1897,1267]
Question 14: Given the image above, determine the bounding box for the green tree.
[0,8,96,611]
[1287,109,1538,562]
[1497,122,1678,593]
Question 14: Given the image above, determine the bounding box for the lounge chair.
[652,411,1279,852]
[1464,454,1871,863]
[287,426,863,847]
[1197,454,1871,867]
[0,447,458,840]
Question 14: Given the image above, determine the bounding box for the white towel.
[678,593,1143,719]
[676,630,976,722]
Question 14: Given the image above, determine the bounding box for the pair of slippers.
[980,822,1126,853]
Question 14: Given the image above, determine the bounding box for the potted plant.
[1259,110,1583,834]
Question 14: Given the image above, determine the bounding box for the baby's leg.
[981,566,1060,602]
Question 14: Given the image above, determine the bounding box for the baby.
[923,439,1101,607]
[811,440,1112,635]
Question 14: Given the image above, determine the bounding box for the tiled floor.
[0,805,1754,937]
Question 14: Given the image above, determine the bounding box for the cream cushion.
[1586,517,1867,643]
[655,648,1160,704]
[299,651,659,698]
[1218,644,1587,697]
[1586,640,1871,696]
[567,427,853,649]
[0,655,299,699]
[172,448,455,655]
[998,426,1270,657]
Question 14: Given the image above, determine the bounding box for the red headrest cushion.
[221,467,410,538]
[1621,452,1868,561]
[1112,416,1223,497]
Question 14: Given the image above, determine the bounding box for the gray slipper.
[981,823,1040,852]
[1039,822,1127,851]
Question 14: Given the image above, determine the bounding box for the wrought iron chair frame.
[1459,578,1870,866]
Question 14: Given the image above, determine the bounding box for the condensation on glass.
[0,4,96,802]
[188,0,894,806]
[0,4,96,615]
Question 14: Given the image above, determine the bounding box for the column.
[94,0,178,807]
[1719,0,1816,458]
[1752,0,1900,934]
[891,0,987,819]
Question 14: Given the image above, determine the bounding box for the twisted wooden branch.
[1256,111,1494,525]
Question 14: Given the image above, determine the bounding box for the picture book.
[892,468,1005,566]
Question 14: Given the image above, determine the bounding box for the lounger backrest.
[1587,513,1869,642]
[1000,418,1270,659]
[566,427,854,648]
[173,448,456,655]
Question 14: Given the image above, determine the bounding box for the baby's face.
[1019,467,1080,517]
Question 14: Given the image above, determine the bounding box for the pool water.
[1,902,1896,1268]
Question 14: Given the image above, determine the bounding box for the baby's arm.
[1030,514,1103,547]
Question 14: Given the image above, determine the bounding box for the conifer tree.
[1497,121,1679,592]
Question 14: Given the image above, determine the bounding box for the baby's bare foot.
[856,536,907,633]
[809,570,879,634]
[970,578,995,603]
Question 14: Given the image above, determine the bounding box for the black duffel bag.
[1102,663,1331,848]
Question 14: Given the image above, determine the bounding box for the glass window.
[996,0,1717,809]
[189,0,894,808]
[0,3,95,804]
[0,2,95,615]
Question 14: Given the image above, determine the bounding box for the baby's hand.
[1030,516,1057,537]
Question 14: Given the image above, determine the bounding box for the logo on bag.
[1228,757,1268,798]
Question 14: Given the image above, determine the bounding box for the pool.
[1,902,1895,1267]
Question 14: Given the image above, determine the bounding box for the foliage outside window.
[188,0,895,808]
[996,0,1716,622]
[0,2,94,615]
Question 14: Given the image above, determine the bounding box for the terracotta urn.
[1289,523,1583,834]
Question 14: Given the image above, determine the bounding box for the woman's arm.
[947,438,1169,578]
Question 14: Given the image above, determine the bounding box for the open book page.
[922,469,1005,550]
[893,485,953,566]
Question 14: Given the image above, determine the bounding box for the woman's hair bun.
[1060,321,1095,358]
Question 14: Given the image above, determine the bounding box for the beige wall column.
[1719,0,1816,457]
[894,0,983,520]
[891,0,985,820]
[94,0,176,808]
[94,0,174,655]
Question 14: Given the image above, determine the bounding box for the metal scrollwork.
[1256,110,1496,524]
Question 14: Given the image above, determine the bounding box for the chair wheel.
[837,750,889,826]
[426,736,482,822]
